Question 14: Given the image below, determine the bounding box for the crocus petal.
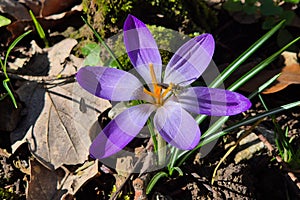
[154,101,200,150]
[124,14,162,84]
[178,87,252,116]
[76,66,149,101]
[164,34,214,86]
[90,104,156,159]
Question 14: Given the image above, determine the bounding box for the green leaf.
[223,0,243,12]
[3,79,18,108]
[4,30,32,74]
[208,20,285,89]
[29,10,49,47]
[260,0,283,16]
[146,172,168,194]
[0,15,11,27]
[81,43,98,55]
[181,35,300,166]
[1,30,32,108]
[107,59,121,69]
[81,43,102,66]
[245,0,257,4]
[178,100,300,167]
[227,36,300,91]
[169,166,183,176]
[248,73,281,99]
[222,101,300,134]
[244,4,257,15]
[167,147,180,172]
[284,0,299,3]
[81,17,123,70]
[196,20,286,125]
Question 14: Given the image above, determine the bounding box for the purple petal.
[76,66,149,101]
[178,87,252,116]
[90,104,156,159]
[154,101,200,150]
[124,14,162,84]
[164,34,214,86]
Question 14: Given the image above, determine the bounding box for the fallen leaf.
[12,80,110,169]
[27,159,62,200]
[47,38,78,75]
[0,0,31,21]
[11,39,111,169]
[60,161,100,198]
[1,1,82,44]
[263,52,300,94]
[21,0,80,17]
[116,156,133,177]
[27,159,99,200]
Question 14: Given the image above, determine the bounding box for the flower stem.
[157,134,166,166]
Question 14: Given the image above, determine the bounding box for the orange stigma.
[143,63,173,105]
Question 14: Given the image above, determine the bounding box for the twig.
[0,70,75,84]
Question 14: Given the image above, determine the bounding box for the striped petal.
[154,101,200,150]
[124,14,162,84]
[76,66,148,101]
[178,87,252,116]
[164,34,214,86]
[90,104,156,159]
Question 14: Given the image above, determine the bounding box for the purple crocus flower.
[76,15,251,159]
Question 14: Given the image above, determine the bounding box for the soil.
[0,1,300,200]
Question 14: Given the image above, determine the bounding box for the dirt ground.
[0,1,300,199]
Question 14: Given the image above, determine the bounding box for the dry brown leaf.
[0,0,31,20]
[64,161,100,195]
[12,80,110,169]
[19,0,80,17]
[27,159,99,200]
[263,51,300,94]
[48,38,78,75]
[27,159,64,200]
[11,39,111,169]
[1,0,82,44]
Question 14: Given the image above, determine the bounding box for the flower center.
[143,63,173,105]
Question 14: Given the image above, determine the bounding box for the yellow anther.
[162,83,173,98]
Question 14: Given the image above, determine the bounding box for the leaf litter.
[9,38,110,198]
[263,51,300,94]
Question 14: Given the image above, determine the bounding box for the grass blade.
[146,172,168,194]
[3,30,32,74]
[81,17,123,70]
[209,20,286,88]
[3,79,17,108]
[195,21,286,125]
[178,100,300,167]
[201,73,281,139]
[1,30,31,108]
[248,73,281,99]
[228,36,300,91]
[29,10,49,47]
